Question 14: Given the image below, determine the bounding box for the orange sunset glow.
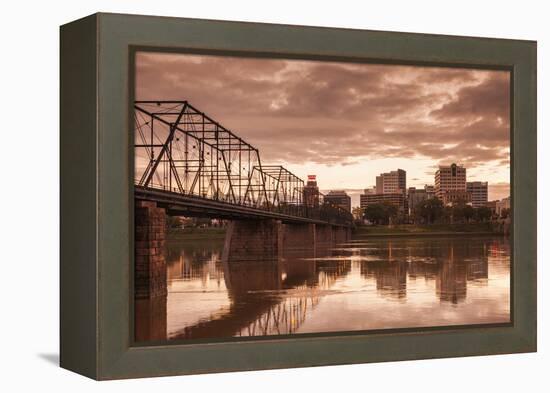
[136,52,510,207]
[136,52,510,205]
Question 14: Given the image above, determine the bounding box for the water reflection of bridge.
[238,293,321,337]
[135,236,505,342]
[233,263,351,337]
[169,248,351,340]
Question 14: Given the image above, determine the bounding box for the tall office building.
[466,181,488,208]
[325,190,352,212]
[375,169,406,194]
[364,186,377,195]
[360,192,407,214]
[375,176,383,194]
[424,184,436,199]
[435,163,468,205]
[303,175,319,208]
[495,196,511,217]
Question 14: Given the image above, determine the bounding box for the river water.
[157,234,510,341]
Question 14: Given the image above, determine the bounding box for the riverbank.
[166,222,506,241]
[353,223,505,237]
[167,227,226,241]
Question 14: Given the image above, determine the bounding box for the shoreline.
[352,222,507,238]
[351,231,504,238]
[167,228,226,242]
[165,226,506,241]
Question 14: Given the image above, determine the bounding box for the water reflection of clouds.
[160,236,510,340]
[299,281,509,333]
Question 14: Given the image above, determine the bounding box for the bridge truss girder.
[134,100,353,225]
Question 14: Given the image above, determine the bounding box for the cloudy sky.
[136,52,510,207]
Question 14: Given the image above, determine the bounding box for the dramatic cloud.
[136,52,510,201]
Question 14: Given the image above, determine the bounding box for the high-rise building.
[324,190,351,212]
[375,176,383,194]
[441,190,471,206]
[435,163,467,204]
[424,184,436,198]
[364,186,377,195]
[360,192,407,214]
[303,175,319,208]
[375,169,406,194]
[485,200,497,215]
[466,181,488,208]
[495,196,511,217]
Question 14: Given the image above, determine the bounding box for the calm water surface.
[161,235,510,340]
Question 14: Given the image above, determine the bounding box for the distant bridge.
[134,100,353,226]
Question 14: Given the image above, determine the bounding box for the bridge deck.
[135,186,352,226]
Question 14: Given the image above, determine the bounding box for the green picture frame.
[60,12,536,380]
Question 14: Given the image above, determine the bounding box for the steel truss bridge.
[134,101,353,226]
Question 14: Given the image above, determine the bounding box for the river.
[150,234,510,341]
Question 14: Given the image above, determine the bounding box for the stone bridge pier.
[222,219,351,264]
[134,201,167,341]
[134,201,167,299]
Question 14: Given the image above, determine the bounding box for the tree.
[443,206,453,224]
[409,199,425,224]
[500,208,510,219]
[364,202,400,225]
[352,206,364,222]
[451,204,465,223]
[450,201,475,223]
[382,202,398,225]
[418,198,444,224]
[364,203,386,225]
[195,217,212,227]
[475,206,492,222]
[463,205,475,222]
[167,216,183,229]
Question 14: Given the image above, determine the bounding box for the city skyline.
[136,52,510,207]
[320,162,503,209]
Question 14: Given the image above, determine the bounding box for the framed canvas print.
[60,13,537,380]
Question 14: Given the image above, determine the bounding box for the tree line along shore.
[165,220,510,241]
[353,222,509,237]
